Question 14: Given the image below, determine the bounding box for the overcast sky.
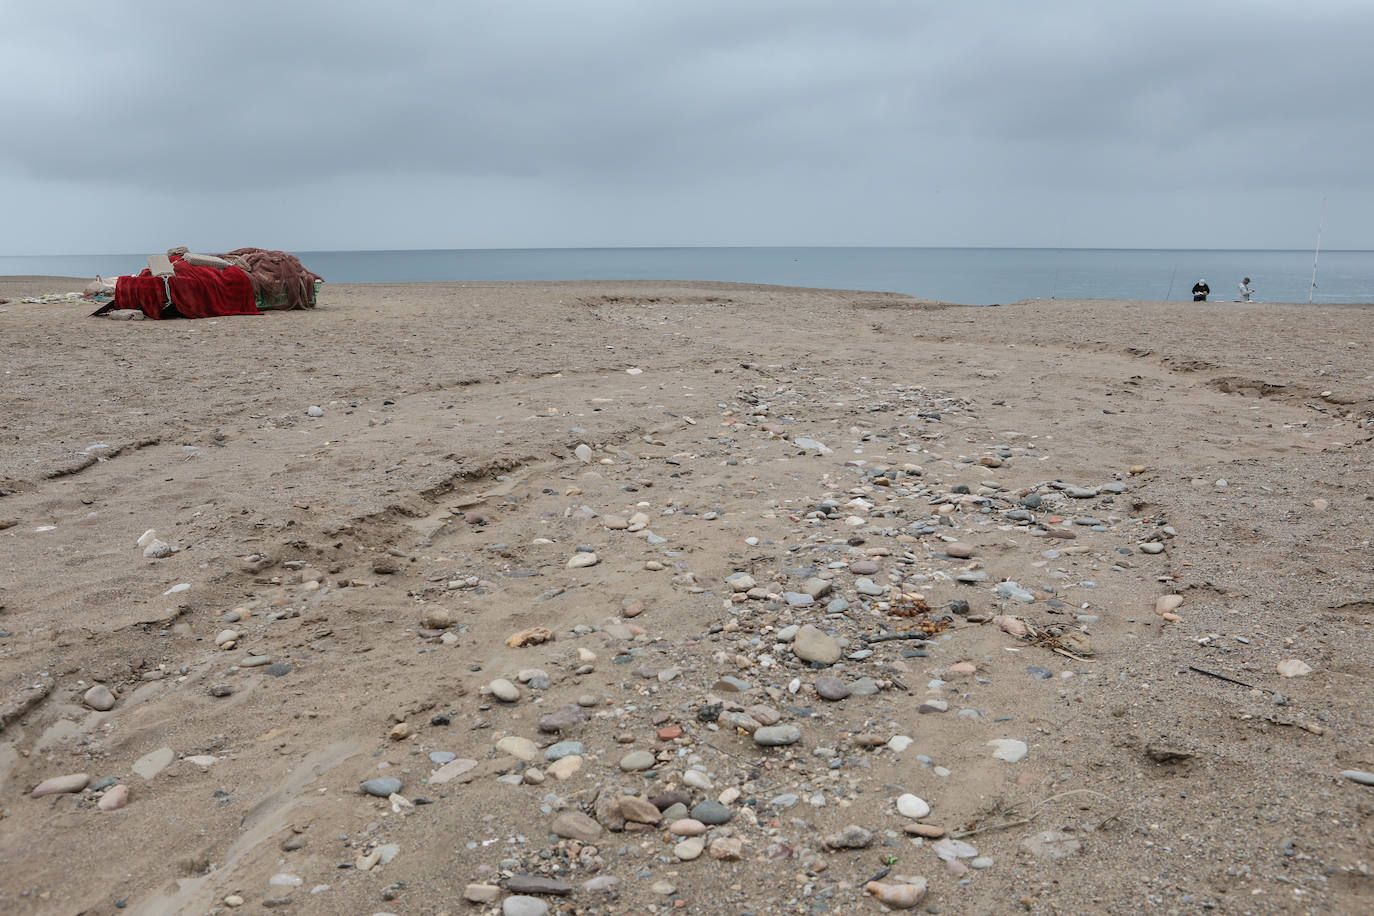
[3,0,1371,255]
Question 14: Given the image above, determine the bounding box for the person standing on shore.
[1192,279,1210,301]
[1238,277,1253,301]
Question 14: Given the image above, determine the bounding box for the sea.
[4,247,1372,307]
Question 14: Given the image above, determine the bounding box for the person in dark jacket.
[1192,279,1210,301]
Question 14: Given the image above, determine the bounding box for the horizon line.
[4,244,1369,258]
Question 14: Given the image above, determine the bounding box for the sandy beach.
[1,277,1371,915]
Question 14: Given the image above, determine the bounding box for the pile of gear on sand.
[84,246,323,320]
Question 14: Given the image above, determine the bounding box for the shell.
[865,879,928,908]
[993,614,1029,638]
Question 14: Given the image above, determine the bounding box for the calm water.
[4,247,1372,306]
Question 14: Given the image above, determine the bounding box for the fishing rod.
[1309,198,1325,303]
[1164,268,1177,301]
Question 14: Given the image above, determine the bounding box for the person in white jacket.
[1238,278,1254,301]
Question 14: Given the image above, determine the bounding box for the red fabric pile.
[222,248,323,311]
[114,257,259,320]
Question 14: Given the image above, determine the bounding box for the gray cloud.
[3,0,1371,253]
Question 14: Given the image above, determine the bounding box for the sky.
[3,0,1372,255]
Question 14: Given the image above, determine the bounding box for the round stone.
[489,678,520,702]
[814,676,850,701]
[682,769,713,790]
[502,896,549,916]
[619,750,656,772]
[83,685,116,711]
[690,800,733,825]
[674,838,705,860]
[897,793,931,818]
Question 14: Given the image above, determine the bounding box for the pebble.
[897,793,931,818]
[988,739,1028,763]
[143,540,173,559]
[903,823,945,838]
[690,800,732,825]
[1340,770,1374,786]
[682,769,713,790]
[464,885,501,904]
[547,756,583,780]
[1155,594,1184,615]
[582,876,620,893]
[489,678,521,702]
[552,811,602,841]
[502,896,549,916]
[496,736,539,761]
[754,725,802,747]
[429,758,478,784]
[996,581,1036,603]
[98,784,130,810]
[506,875,572,895]
[133,747,175,780]
[361,778,403,797]
[932,837,979,860]
[1277,659,1313,678]
[814,676,850,701]
[865,879,927,909]
[83,684,116,711]
[618,795,662,824]
[674,838,705,860]
[726,572,756,592]
[793,625,841,664]
[825,824,873,849]
[239,654,274,667]
[31,773,89,798]
[544,741,584,761]
[619,750,656,771]
[538,704,589,733]
[944,542,974,558]
[669,818,707,836]
[709,837,744,860]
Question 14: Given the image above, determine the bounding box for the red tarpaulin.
[114,257,259,319]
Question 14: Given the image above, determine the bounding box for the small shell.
[993,614,1029,638]
[865,879,928,909]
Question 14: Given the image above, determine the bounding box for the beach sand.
[1,277,1371,915]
